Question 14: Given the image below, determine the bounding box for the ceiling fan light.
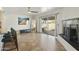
[28,11,31,13]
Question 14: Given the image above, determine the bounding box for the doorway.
[41,16,56,36]
[31,19,36,32]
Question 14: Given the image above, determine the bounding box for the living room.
[1,7,79,51]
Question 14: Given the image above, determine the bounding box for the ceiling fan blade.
[30,11,38,13]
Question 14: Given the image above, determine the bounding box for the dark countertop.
[59,34,79,51]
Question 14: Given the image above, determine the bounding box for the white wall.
[0,11,7,33]
[3,7,32,32]
[30,16,36,29]
[5,14,31,31]
[36,17,42,32]
[60,7,79,20]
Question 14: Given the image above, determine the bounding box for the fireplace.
[62,18,79,43]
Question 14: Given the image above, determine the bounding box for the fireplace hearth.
[63,18,79,43]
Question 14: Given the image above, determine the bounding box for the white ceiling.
[3,7,41,14]
[1,7,55,15]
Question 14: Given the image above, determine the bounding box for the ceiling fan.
[27,7,39,13]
